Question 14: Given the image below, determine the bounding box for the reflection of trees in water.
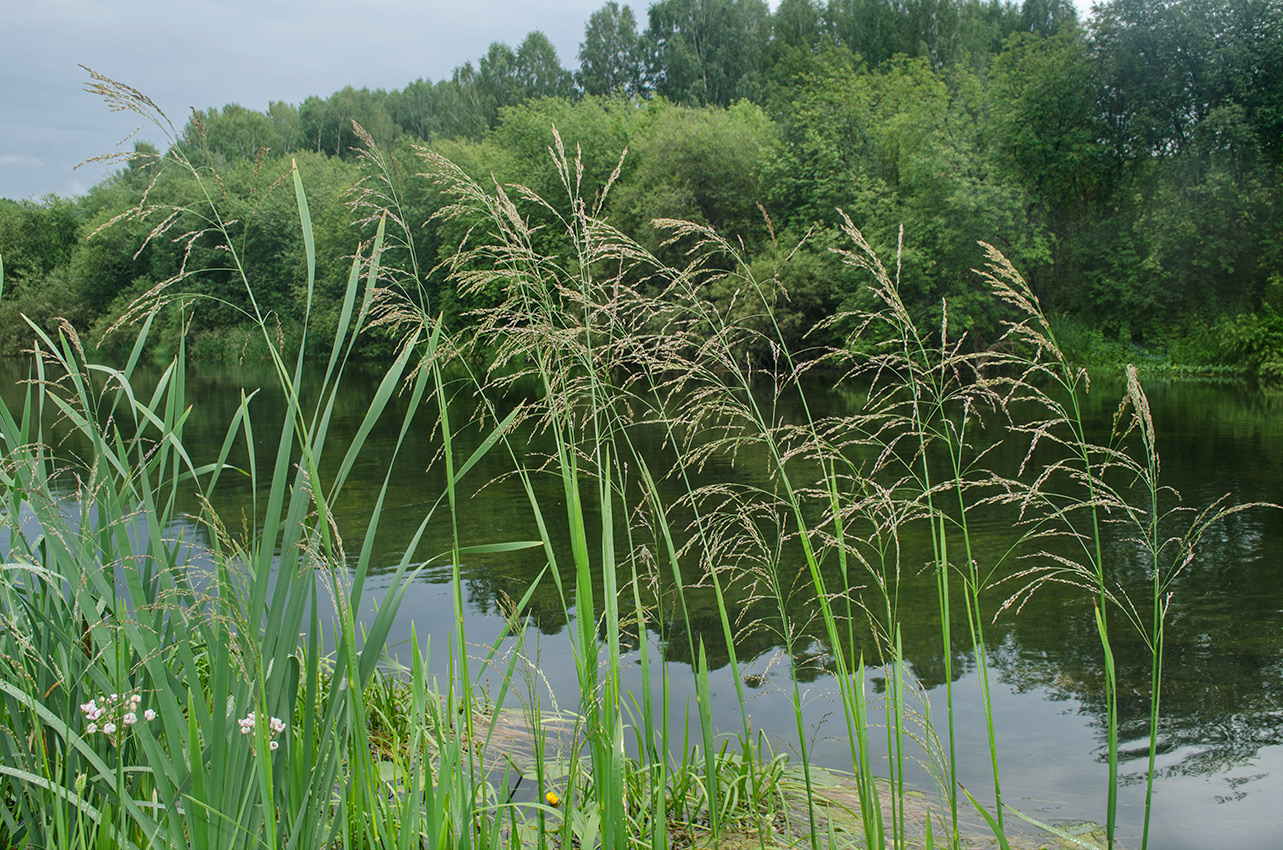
[435,440,1281,783]
[11,359,1275,781]
[991,509,1283,777]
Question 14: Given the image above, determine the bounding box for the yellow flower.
[544,790,560,807]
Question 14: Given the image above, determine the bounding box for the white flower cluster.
[237,711,286,752]
[79,692,156,741]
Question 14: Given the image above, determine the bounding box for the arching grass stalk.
[933,510,959,845]
[411,133,784,845]
[412,133,645,846]
[345,122,627,848]
[974,250,1278,850]
[1111,368,1271,850]
[639,213,904,848]
[830,218,1020,844]
[977,246,1123,848]
[0,71,495,850]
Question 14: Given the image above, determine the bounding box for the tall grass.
[1,74,1272,850]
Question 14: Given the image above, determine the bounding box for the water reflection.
[2,359,1279,847]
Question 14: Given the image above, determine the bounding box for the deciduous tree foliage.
[3,0,1280,374]
[578,2,646,95]
[643,0,772,106]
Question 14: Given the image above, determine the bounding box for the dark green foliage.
[770,0,824,58]
[989,25,1114,308]
[1217,308,1283,383]
[492,96,640,205]
[643,0,772,106]
[0,194,84,348]
[296,87,397,158]
[821,0,1025,68]
[609,99,776,258]
[183,103,295,164]
[578,2,646,95]
[3,0,1282,372]
[0,195,80,282]
[439,34,576,136]
[517,31,575,100]
[1020,0,1078,35]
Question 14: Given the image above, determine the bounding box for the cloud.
[0,154,44,169]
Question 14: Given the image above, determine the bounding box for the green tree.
[0,193,89,353]
[0,194,81,286]
[478,43,525,119]
[643,0,772,106]
[183,104,287,164]
[767,54,1032,342]
[388,79,444,140]
[989,26,1112,306]
[1091,0,1218,158]
[1082,0,1283,335]
[516,31,575,99]
[821,0,1022,68]
[578,2,645,95]
[296,87,396,158]
[435,63,493,139]
[1133,105,1280,322]
[267,101,301,153]
[610,99,777,257]
[771,0,825,56]
[1020,0,1078,35]
[822,0,898,66]
[491,96,641,205]
[1225,0,1283,163]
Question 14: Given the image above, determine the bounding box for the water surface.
[3,360,1279,848]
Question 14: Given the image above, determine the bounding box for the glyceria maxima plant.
[392,127,1272,850]
[0,70,526,850]
[396,130,1015,850]
[2,70,1272,850]
[977,246,1275,850]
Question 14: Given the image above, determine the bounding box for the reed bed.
[0,73,1270,850]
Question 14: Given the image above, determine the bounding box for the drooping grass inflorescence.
[0,71,1273,850]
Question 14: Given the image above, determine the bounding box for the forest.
[3,3,1282,849]
[2,0,1280,379]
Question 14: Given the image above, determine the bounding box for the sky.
[0,0,622,200]
[0,0,1093,202]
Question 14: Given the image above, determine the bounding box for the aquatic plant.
[0,71,1273,850]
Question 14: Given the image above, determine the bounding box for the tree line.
[2,0,1280,378]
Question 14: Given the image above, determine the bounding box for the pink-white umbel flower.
[238,710,287,755]
[80,690,155,745]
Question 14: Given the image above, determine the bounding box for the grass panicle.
[0,75,1273,850]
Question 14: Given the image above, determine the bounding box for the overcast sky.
[1,0,1092,202]
[0,0,629,200]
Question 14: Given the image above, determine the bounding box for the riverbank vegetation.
[2,62,1275,849]
[2,0,1281,380]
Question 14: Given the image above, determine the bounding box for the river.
[3,358,1279,849]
